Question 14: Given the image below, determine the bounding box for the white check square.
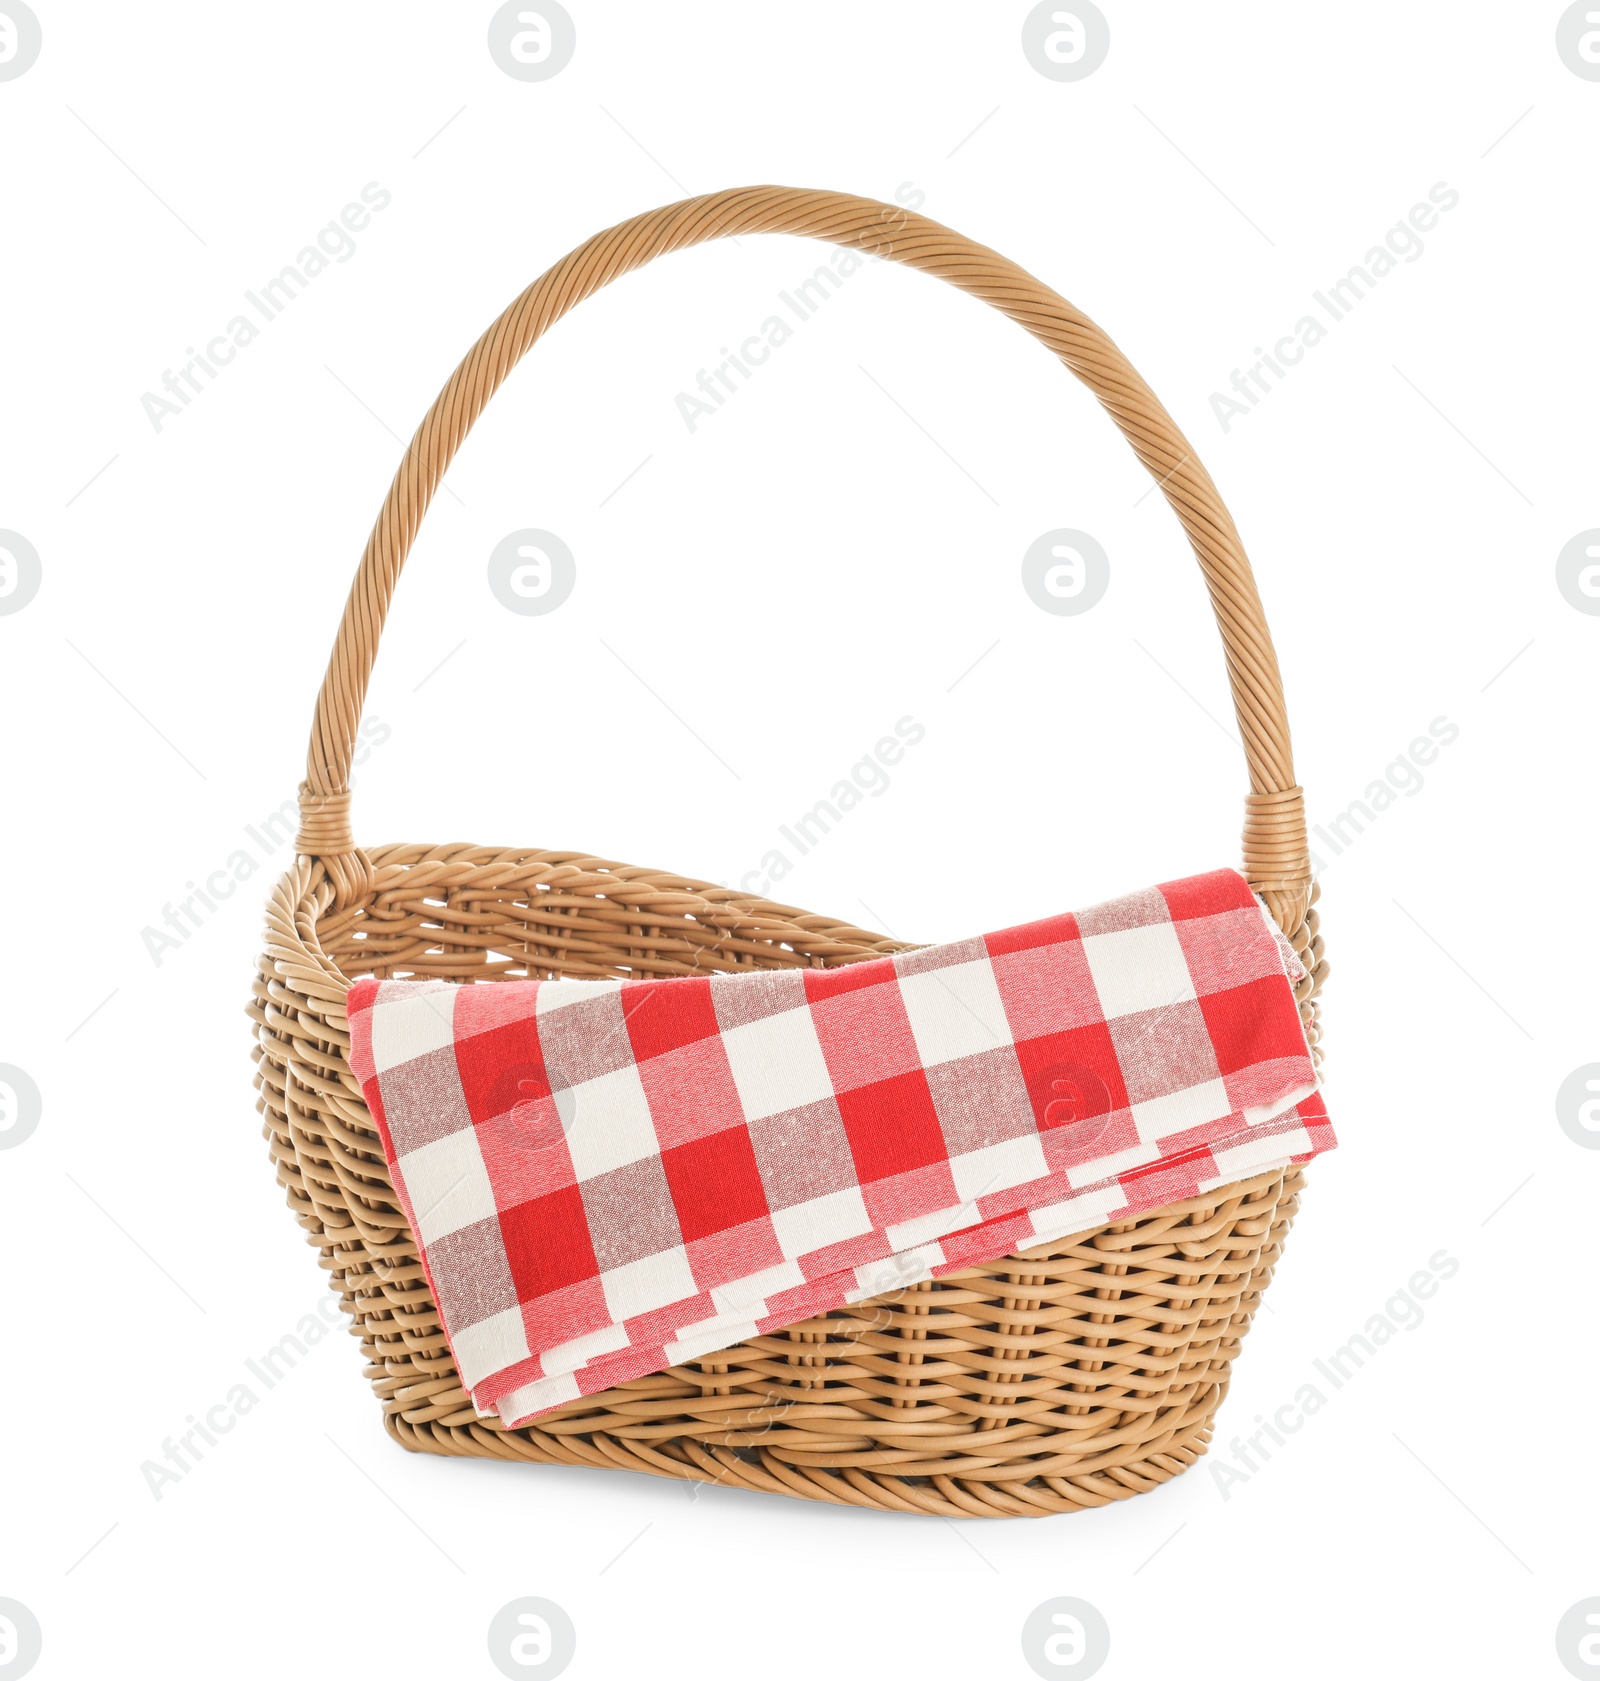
[884,1201,980,1251]
[1082,921,1196,1019]
[1025,1185,1126,1247]
[397,1127,497,1245]
[1064,1139,1159,1188]
[720,1006,834,1120]
[948,1133,1048,1203]
[897,958,1010,1066]
[450,1304,530,1377]
[563,1064,659,1179]
[769,1186,872,1258]
[664,1317,760,1365]
[496,1372,579,1421]
[1205,1128,1309,1187]
[1243,1080,1317,1128]
[850,1245,938,1298]
[1131,1077,1231,1143]
[536,978,623,1015]
[540,1321,629,1376]
[599,1247,698,1322]
[711,1259,805,1315]
[368,986,457,1073]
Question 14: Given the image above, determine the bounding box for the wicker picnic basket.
[252,186,1324,1518]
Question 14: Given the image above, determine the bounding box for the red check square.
[837,1069,946,1183]
[622,976,721,1063]
[661,1126,770,1243]
[1199,975,1306,1076]
[499,1185,599,1299]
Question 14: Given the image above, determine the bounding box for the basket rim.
[262,844,917,1014]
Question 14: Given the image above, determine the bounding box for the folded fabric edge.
[485,1096,1333,1428]
[1254,895,1307,982]
[468,1080,1328,1415]
[449,1070,1324,1415]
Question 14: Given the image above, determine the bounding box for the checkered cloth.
[347,868,1333,1426]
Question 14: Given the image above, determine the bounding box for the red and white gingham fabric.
[348,868,1334,1426]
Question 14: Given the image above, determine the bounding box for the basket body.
[254,844,1311,1517]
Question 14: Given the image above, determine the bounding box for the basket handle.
[296,186,1311,939]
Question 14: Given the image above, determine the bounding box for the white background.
[1,4,1595,1678]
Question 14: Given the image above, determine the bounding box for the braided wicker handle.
[297,186,1311,940]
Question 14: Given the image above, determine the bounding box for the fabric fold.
[348,867,1335,1426]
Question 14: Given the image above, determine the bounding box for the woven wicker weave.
[252,187,1325,1517]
